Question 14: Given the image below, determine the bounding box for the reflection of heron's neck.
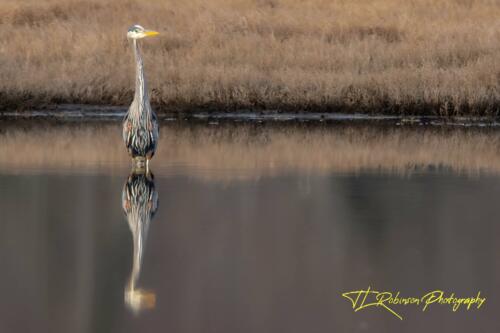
[133,39,149,111]
[125,215,157,314]
[127,216,146,291]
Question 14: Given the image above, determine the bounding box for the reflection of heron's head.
[125,288,156,314]
[127,24,159,40]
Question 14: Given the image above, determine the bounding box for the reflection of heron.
[123,25,159,170]
[122,169,159,314]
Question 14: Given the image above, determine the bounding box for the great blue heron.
[123,24,160,170]
[122,170,159,314]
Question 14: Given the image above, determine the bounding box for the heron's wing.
[122,116,131,144]
[149,112,159,148]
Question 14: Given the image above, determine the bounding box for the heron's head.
[127,24,159,40]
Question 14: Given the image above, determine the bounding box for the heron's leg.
[133,156,146,173]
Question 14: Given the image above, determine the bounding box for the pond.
[0,120,499,332]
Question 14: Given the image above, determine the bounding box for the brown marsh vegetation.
[1,0,500,114]
[1,123,500,179]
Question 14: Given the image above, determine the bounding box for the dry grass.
[1,0,500,114]
[1,123,500,180]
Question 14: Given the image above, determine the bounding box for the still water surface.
[0,122,499,332]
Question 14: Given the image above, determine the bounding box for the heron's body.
[123,25,159,165]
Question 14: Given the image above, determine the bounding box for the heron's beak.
[144,30,159,37]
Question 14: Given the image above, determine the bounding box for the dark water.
[1,125,499,332]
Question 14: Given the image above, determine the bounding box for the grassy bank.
[1,0,500,115]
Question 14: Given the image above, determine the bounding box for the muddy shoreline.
[1,92,500,118]
[2,103,500,127]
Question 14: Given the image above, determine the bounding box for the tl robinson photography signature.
[342,287,486,320]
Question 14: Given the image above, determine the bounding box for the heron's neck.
[133,39,148,106]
